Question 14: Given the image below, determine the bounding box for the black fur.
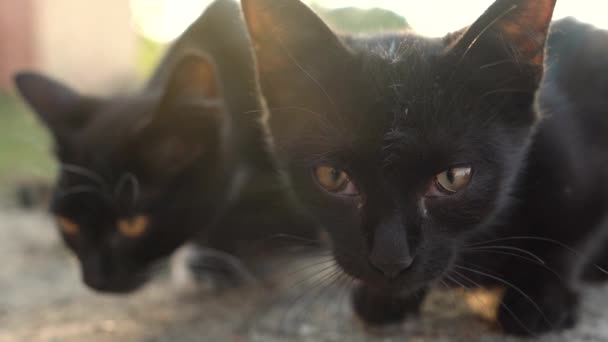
[243,0,608,336]
[13,0,314,293]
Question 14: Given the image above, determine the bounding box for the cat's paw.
[497,284,578,336]
[171,244,256,294]
[351,285,425,328]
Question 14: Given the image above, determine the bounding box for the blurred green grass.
[0,93,56,188]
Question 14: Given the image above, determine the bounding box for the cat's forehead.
[348,34,450,114]
[323,34,497,168]
[75,94,158,152]
[54,95,157,178]
[287,36,462,164]
[351,32,445,64]
[343,38,444,121]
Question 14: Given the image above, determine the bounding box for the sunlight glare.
[130,0,608,43]
[130,0,211,43]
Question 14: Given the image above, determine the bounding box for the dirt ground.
[1,208,608,342]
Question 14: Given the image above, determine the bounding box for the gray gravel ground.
[1,209,608,342]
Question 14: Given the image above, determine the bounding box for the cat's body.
[242,0,608,335]
[541,17,608,282]
[14,0,314,293]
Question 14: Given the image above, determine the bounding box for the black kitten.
[243,0,608,336]
[14,0,312,293]
[542,17,608,282]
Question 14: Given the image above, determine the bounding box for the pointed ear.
[13,72,95,136]
[142,53,224,176]
[448,0,556,68]
[161,52,222,108]
[242,0,349,72]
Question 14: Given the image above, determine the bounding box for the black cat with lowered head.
[243,0,608,335]
[14,0,313,293]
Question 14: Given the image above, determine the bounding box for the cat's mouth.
[339,259,439,294]
[365,267,437,293]
[84,274,148,294]
[82,267,150,294]
[335,248,453,294]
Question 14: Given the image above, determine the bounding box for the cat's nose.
[369,256,415,278]
[369,214,415,278]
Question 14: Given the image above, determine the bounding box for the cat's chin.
[353,268,439,295]
[83,273,149,294]
[364,278,429,295]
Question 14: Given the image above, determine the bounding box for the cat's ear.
[13,72,96,138]
[447,0,556,70]
[144,53,224,175]
[242,0,349,72]
[161,53,222,107]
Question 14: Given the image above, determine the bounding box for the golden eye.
[57,216,79,235]
[435,166,472,194]
[118,215,149,238]
[314,166,359,196]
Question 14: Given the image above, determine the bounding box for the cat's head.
[244,0,555,293]
[14,53,228,293]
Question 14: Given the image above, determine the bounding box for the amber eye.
[434,166,472,194]
[57,216,80,236]
[314,165,359,196]
[118,215,149,238]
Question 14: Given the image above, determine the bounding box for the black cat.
[14,0,313,293]
[243,0,608,336]
[543,17,608,283]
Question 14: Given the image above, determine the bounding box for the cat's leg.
[351,284,428,327]
[171,243,256,293]
[498,215,608,334]
[496,254,579,336]
[498,279,578,336]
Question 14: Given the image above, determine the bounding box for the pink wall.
[0,0,36,91]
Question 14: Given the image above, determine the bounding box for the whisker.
[55,185,105,199]
[281,258,337,280]
[450,269,536,337]
[467,245,545,264]
[468,249,540,265]
[254,233,321,246]
[60,163,108,189]
[280,264,339,332]
[453,264,553,330]
[303,268,343,322]
[282,262,339,294]
[465,247,566,283]
[469,235,608,276]
[320,272,347,317]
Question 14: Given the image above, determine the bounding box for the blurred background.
[1,1,608,341]
[0,0,607,198]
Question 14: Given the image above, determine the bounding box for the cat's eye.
[433,166,472,195]
[57,216,80,235]
[118,215,149,238]
[314,165,359,196]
